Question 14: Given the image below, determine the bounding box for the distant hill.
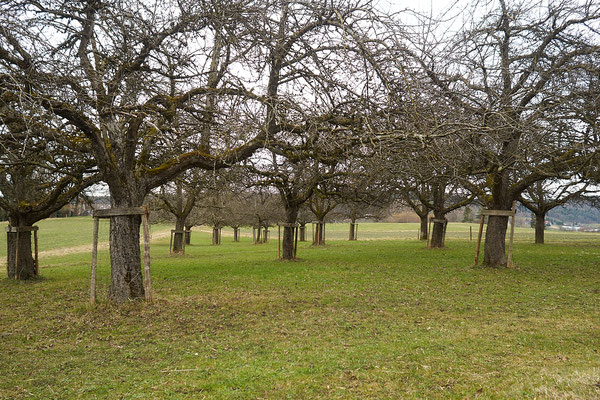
[545,204,600,226]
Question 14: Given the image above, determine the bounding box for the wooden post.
[169,230,173,254]
[142,211,152,302]
[15,229,20,279]
[426,218,432,248]
[90,217,99,304]
[470,226,472,241]
[278,225,281,260]
[474,214,485,265]
[442,220,448,247]
[355,223,358,240]
[294,225,298,258]
[507,201,517,268]
[417,228,420,240]
[34,228,39,275]
[312,222,315,245]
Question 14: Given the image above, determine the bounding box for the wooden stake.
[442,220,448,247]
[142,211,152,302]
[474,214,485,265]
[507,201,516,268]
[278,225,281,260]
[294,225,298,258]
[15,230,20,279]
[34,228,39,275]
[90,217,99,304]
[427,219,432,248]
[470,226,472,241]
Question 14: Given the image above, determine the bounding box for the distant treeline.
[546,204,600,225]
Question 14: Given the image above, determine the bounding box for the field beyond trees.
[1,218,599,399]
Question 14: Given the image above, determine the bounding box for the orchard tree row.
[1,0,598,302]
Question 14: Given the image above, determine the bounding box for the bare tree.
[519,179,591,244]
[0,94,98,279]
[0,0,266,300]
[404,0,600,265]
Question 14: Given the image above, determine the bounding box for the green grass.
[0,217,172,258]
[0,219,599,399]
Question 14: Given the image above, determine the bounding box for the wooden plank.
[474,214,485,265]
[294,225,298,258]
[431,219,447,224]
[90,217,99,305]
[427,219,432,248]
[142,212,152,302]
[481,210,516,216]
[34,229,39,275]
[507,201,517,268]
[15,230,20,279]
[442,220,448,247]
[5,226,39,233]
[93,207,147,218]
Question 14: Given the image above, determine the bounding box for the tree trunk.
[233,227,239,242]
[172,217,185,253]
[263,228,268,243]
[185,225,192,245]
[430,218,446,248]
[255,227,262,244]
[349,222,357,241]
[212,227,221,245]
[282,206,298,260]
[419,214,428,240]
[535,212,545,244]
[109,215,145,302]
[313,220,325,245]
[483,215,509,267]
[299,224,306,241]
[6,230,36,280]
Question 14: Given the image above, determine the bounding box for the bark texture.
[313,221,325,245]
[349,222,357,241]
[535,213,545,244]
[429,219,446,248]
[109,215,145,302]
[6,231,36,280]
[185,225,192,245]
[299,224,306,242]
[212,227,221,245]
[419,214,428,241]
[281,206,298,260]
[172,217,185,253]
[483,215,509,267]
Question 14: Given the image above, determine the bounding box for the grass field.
[1,218,599,399]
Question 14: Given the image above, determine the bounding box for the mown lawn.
[0,220,599,399]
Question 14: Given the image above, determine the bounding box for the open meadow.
[1,218,599,399]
